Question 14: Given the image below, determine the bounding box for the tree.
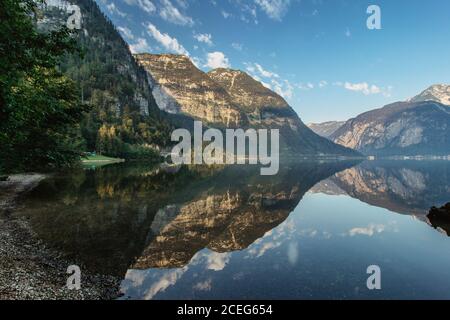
[0,0,89,172]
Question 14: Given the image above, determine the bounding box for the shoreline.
[0,174,121,300]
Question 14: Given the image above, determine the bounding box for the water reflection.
[133,162,355,270]
[17,161,356,276]
[15,159,450,299]
[311,160,450,216]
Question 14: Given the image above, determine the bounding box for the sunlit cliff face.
[135,53,359,156]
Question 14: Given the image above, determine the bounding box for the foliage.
[0,0,174,173]
[44,0,173,158]
[0,0,89,172]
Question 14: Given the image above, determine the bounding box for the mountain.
[37,0,172,157]
[207,68,290,114]
[135,54,246,128]
[38,1,359,158]
[307,121,345,138]
[330,99,450,156]
[409,84,450,105]
[135,54,360,157]
[328,84,450,156]
[207,68,359,155]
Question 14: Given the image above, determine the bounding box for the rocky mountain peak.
[135,53,245,127]
[136,53,359,156]
[207,68,289,113]
[410,84,450,106]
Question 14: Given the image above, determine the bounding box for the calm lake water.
[16,160,450,299]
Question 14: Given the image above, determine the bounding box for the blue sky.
[97,0,450,123]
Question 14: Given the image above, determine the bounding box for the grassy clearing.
[82,155,124,163]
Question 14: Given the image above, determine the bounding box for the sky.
[96,0,450,123]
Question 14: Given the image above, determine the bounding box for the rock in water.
[427,203,450,236]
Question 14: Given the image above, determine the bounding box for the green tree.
[0,0,88,172]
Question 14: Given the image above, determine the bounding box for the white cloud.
[194,33,213,46]
[146,23,189,55]
[144,268,187,299]
[175,0,189,9]
[222,10,231,19]
[122,249,228,300]
[348,224,386,237]
[117,26,134,40]
[344,82,381,95]
[273,79,294,99]
[233,1,258,24]
[255,63,279,78]
[159,0,194,26]
[261,81,272,89]
[319,80,328,88]
[106,2,127,17]
[345,28,351,37]
[139,0,156,13]
[249,74,271,89]
[333,81,392,96]
[206,252,230,271]
[193,278,212,291]
[122,266,189,300]
[245,62,279,79]
[298,82,314,90]
[255,241,282,257]
[129,38,151,54]
[191,56,201,68]
[245,62,294,100]
[255,0,291,21]
[124,0,156,13]
[287,242,299,265]
[384,86,394,97]
[298,228,319,237]
[232,42,243,51]
[205,51,230,69]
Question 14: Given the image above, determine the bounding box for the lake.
[15,160,450,299]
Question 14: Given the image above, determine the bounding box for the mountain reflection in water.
[15,160,450,299]
[310,160,450,217]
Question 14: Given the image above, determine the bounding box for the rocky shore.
[0,174,121,300]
